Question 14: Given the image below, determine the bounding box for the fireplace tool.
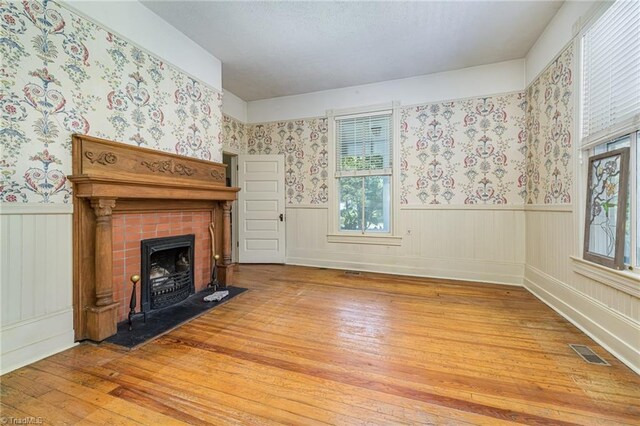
[205,222,229,302]
[209,253,220,289]
[128,274,146,330]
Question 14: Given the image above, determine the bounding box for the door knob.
[279,213,284,222]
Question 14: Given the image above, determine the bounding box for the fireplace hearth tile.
[104,286,247,349]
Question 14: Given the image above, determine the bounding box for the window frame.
[590,132,638,272]
[582,144,631,270]
[327,102,402,245]
[573,1,640,293]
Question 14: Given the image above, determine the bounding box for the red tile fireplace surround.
[68,135,239,342]
[112,211,212,322]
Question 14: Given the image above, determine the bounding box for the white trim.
[286,256,524,287]
[581,116,640,150]
[0,203,74,215]
[0,331,76,375]
[223,147,241,156]
[0,308,76,375]
[571,2,612,38]
[571,256,640,298]
[327,101,402,241]
[524,204,574,212]
[391,101,401,236]
[401,204,525,211]
[524,265,640,375]
[327,102,395,119]
[335,109,392,120]
[285,204,329,210]
[326,234,402,246]
[574,36,587,265]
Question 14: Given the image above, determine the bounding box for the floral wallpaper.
[400,92,527,204]
[246,118,328,204]
[525,43,574,204]
[0,0,223,203]
[221,114,246,154]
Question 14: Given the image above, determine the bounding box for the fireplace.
[141,234,195,312]
[69,134,239,342]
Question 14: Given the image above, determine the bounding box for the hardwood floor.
[1,265,639,425]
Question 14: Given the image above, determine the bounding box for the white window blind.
[582,0,640,145]
[336,112,392,177]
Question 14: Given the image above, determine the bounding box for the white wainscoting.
[524,209,640,374]
[285,205,525,285]
[0,203,75,374]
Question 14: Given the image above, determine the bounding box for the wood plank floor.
[1,265,639,425]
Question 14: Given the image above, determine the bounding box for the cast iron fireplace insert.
[140,234,195,313]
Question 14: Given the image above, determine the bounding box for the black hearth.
[141,234,195,312]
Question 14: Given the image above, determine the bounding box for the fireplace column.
[219,200,235,285]
[86,197,119,341]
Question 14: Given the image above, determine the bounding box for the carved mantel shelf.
[71,175,238,200]
[68,135,239,342]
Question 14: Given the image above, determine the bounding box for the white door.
[238,155,285,263]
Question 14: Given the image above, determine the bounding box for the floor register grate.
[569,344,610,366]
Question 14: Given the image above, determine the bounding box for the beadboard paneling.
[285,207,525,285]
[524,209,640,373]
[0,205,74,374]
[525,210,639,319]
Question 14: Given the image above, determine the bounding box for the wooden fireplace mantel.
[68,134,239,342]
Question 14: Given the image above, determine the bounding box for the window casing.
[327,103,401,245]
[336,112,392,234]
[578,0,640,276]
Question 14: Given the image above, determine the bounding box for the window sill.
[326,233,402,246]
[570,256,640,298]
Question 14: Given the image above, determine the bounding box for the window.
[580,0,640,272]
[589,132,637,270]
[335,112,392,233]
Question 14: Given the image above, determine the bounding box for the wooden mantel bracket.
[68,135,239,342]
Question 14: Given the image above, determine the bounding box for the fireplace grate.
[150,270,192,310]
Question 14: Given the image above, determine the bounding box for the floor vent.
[344,270,361,276]
[569,344,610,366]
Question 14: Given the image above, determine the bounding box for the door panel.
[238,155,285,263]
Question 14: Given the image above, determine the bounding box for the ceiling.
[142,1,563,101]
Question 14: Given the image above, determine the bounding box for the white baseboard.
[1,308,76,375]
[524,265,640,375]
[286,255,524,286]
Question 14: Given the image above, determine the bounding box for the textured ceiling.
[142,1,563,101]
